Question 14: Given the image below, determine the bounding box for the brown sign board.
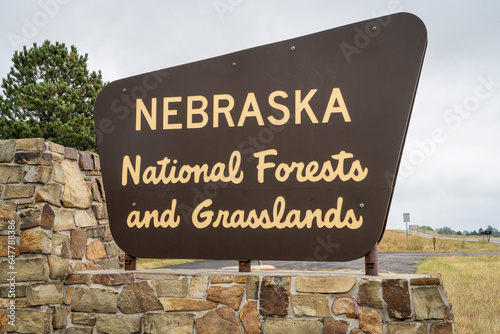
[94,13,427,262]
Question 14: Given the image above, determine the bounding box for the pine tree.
[0,40,105,151]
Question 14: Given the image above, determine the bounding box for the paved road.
[166,252,500,274]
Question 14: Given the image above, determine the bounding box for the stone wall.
[0,138,455,333]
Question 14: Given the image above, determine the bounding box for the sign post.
[403,213,410,241]
[94,13,427,274]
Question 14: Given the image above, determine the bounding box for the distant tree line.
[420,225,499,239]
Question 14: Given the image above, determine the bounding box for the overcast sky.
[1,0,499,233]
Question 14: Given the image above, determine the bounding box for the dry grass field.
[417,255,500,334]
[378,229,500,253]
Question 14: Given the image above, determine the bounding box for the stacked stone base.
[1,269,454,333]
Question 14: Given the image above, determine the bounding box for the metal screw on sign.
[232,62,237,67]
[371,26,377,31]
[291,46,296,51]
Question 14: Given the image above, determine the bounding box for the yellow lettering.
[163,96,183,130]
[192,199,214,229]
[187,95,209,129]
[122,155,141,186]
[136,98,156,131]
[295,89,319,124]
[237,92,264,126]
[268,90,290,126]
[322,88,351,123]
[213,94,235,127]
[254,149,278,183]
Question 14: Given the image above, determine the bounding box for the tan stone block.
[92,273,134,285]
[64,286,74,305]
[19,203,55,229]
[210,275,234,283]
[263,318,319,334]
[53,208,76,231]
[86,239,107,260]
[240,300,261,334]
[51,153,63,163]
[388,322,427,334]
[14,151,52,165]
[64,146,79,160]
[0,165,22,183]
[70,228,87,259]
[0,284,25,298]
[92,203,106,219]
[51,305,68,329]
[47,141,65,154]
[52,232,70,257]
[0,258,48,283]
[35,183,62,206]
[410,277,441,285]
[104,241,121,257]
[359,307,382,334]
[135,272,179,280]
[259,276,291,316]
[0,311,9,333]
[75,208,97,227]
[358,278,383,308]
[48,255,69,279]
[292,294,331,317]
[235,275,247,283]
[60,160,92,209]
[296,276,356,294]
[0,139,16,162]
[91,179,103,202]
[6,309,50,333]
[66,327,93,334]
[156,277,188,297]
[20,228,51,254]
[429,321,454,334]
[0,202,16,230]
[188,275,209,299]
[65,273,92,286]
[15,138,46,151]
[160,297,218,311]
[23,165,52,183]
[196,306,242,334]
[96,314,142,333]
[332,296,359,319]
[72,312,96,325]
[4,184,35,199]
[207,285,245,310]
[27,281,64,305]
[412,286,451,320]
[323,318,349,334]
[0,236,20,256]
[52,161,65,184]
[117,281,163,314]
[144,313,194,334]
[92,153,101,170]
[71,287,118,313]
